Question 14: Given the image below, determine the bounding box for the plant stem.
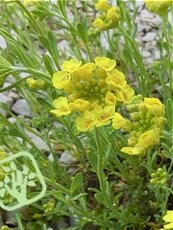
[94,127,105,192]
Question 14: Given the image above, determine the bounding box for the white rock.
[142,50,151,58]
[0,93,14,115]
[8,91,20,100]
[8,117,17,124]
[142,32,156,42]
[0,35,7,49]
[12,99,31,117]
[59,151,76,164]
[25,129,50,151]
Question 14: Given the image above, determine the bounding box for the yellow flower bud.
[95,0,111,12]
[145,0,173,15]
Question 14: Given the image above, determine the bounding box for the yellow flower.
[121,85,135,103]
[105,92,116,105]
[106,69,126,89]
[112,113,132,131]
[52,71,70,89]
[137,129,160,148]
[76,110,97,132]
[50,97,71,117]
[95,0,111,12]
[92,105,115,127]
[121,146,145,155]
[142,97,165,115]
[93,17,106,30]
[161,210,173,229]
[95,57,116,71]
[145,0,173,15]
[62,59,82,73]
[77,63,96,81]
[69,99,90,113]
[106,6,120,23]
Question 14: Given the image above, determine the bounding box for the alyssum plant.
[0,0,173,229]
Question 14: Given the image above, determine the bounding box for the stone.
[25,129,50,151]
[12,99,31,117]
[142,50,152,58]
[0,93,14,115]
[59,151,76,164]
[142,32,156,42]
[0,35,7,49]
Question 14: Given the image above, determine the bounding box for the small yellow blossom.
[50,97,71,117]
[95,56,116,71]
[137,129,160,149]
[141,97,165,115]
[52,71,70,89]
[145,0,173,15]
[95,0,111,12]
[76,110,97,132]
[77,63,96,81]
[62,59,82,73]
[121,146,145,155]
[92,105,115,127]
[106,69,126,89]
[106,6,120,23]
[112,113,132,131]
[92,18,106,30]
[160,210,173,229]
[69,99,90,113]
[105,92,116,105]
[121,85,135,103]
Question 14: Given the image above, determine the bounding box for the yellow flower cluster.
[160,210,173,230]
[51,57,134,132]
[92,0,120,31]
[145,0,173,15]
[26,78,46,90]
[113,96,166,155]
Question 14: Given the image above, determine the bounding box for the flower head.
[51,57,134,132]
[95,0,111,12]
[145,0,173,15]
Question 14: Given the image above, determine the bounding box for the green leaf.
[71,193,87,201]
[94,193,106,206]
[48,31,59,60]
[70,172,84,194]
[77,19,88,43]
[166,98,173,129]
[44,54,54,76]
[0,55,12,68]
[9,128,25,138]
[87,151,97,172]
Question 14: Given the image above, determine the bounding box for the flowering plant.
[0,0,172,229]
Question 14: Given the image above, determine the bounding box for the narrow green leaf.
[70,172,84,194]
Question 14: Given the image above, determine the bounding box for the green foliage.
[0,0,172,229]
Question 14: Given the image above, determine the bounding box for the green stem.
[94,127,105,192]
